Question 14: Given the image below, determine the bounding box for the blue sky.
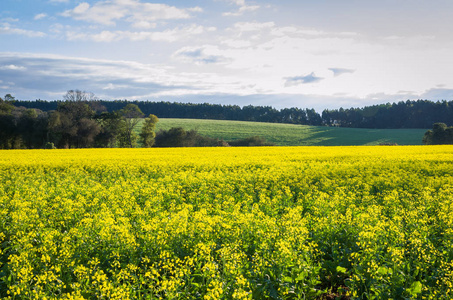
[1,0,453,111]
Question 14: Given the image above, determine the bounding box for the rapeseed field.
[1,146,452,299]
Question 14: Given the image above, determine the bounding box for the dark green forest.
[9,96,453,129]
[2,91,453,148]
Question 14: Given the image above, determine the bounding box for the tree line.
[0,91,275,149]
[322,100,453,129]
[10,97,453,129]
[0,91,158,149]
[8,97,323,126]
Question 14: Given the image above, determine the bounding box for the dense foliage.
[1,146,453,299]
[423,123,453,145]
[154,127,227,147]
[154,128,274,147]
[9,97,453,128]
[322,100,453,129]
[0,93,158,149]
[0,94,270,149]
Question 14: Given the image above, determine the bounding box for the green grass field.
[143,118,427,146]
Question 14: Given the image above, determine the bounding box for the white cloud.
[34,13,48,21]
[222,0,260,16]
[66,25,215,42]
[221,39,252,48]
[232,22,275,32]
[61,0,201,26]
[0,24,46,37]
[223,5,259,16]
[229,0,246,5]
[0,53,189,98]
[188,7,204,13]
[92,31,119,42]
[329,68,355,77]
[2,18,19,23]
[131,21,156,29]
[0,64,26,70]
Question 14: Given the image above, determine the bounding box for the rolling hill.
[142,118,427,146]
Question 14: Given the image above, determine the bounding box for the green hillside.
[141,118,427,146]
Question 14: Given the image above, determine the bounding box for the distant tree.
[77,118,101,147]
[423,122,453,145]
[0,110,16,149]
[139,114,159,147]
[48,99,100,148]
[95,111,123,147]
[228,136,275,146]
[118,104,144,148]
[12,98,453,129]
[0,98,14,114]
[0,102,49,149]
[305,108,323,126]
[89,101,108,114]
[63,90,97,102]
[17,108,48,148]
[4,94,15,101]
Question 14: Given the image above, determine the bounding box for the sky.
[1,0,453,111]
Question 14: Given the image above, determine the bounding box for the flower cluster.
[0,146,452,299]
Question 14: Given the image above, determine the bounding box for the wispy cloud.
[421,88,453,100]
[285,73,324,87]
[61,0,201,26]
[0,53,192,99]
[232,21,275,32]
[0,64,27,70]
[222,0,259,16]
[65,25,216,42]
[34,13,48,21]
[0,23,46,37]
[174,46,231,65]
[2,18,19,23]
[329,68,355,76]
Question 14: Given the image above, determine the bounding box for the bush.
[154,127,228,147]
[44,142,57,149]
[228,136,275,146]
[423,122,453,145]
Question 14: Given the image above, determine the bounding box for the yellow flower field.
[1,146,453,299]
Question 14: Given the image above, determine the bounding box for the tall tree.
[48,92,100,148]
[63,90,97,102]
[95,111,123,147]
[139,114,159,147]
[17,108,48,149]
[119,104,144,148]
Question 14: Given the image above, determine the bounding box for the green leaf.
[377,266,389,275]
[283,276,293,283]
[336,266,347,274]
[295,272,306,282]
[408,281,422,295]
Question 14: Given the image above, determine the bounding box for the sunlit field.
[1,146,452,299]
[149,118,427,146]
